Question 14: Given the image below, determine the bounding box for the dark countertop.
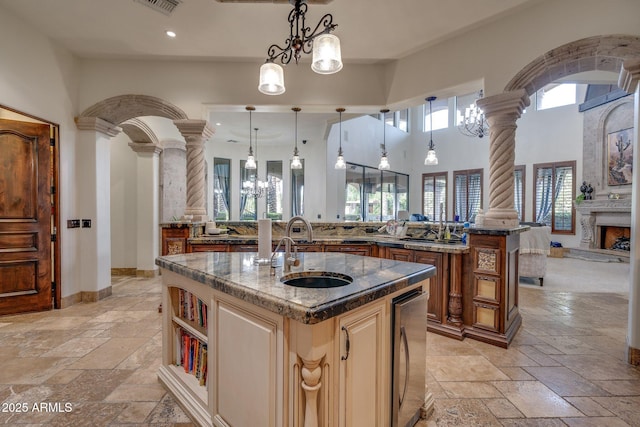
[156,252,436,324]
[188,235,470,254]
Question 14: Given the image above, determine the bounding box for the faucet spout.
[285,215,314,243]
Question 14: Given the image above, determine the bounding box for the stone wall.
[582,96,635,199]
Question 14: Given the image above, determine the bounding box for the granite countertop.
[156,252,436,324]
[189,235,470,254]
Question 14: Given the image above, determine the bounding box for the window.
[291,160,304,217]
[423,98,449,132]
[375,109,409,132]
[344,163,409,222]
[213,158,230,221]
[239,159,257,220]
[422,172,447,222]
[514,165,525,222]
[536,83,576,110]
[454,169,483,222]
[534,161,575,233]
[266,161,283,220]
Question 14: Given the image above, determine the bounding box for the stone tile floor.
[0,258,638,426]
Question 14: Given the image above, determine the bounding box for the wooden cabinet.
[336,301,387,427]
[324,244,372,256]
[162,226,190,255]
[190,243,228,253]
[465,232,522,348]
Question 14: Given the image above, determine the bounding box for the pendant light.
[245,106,257,169]
[424,97,439,166]
[290,107,303,170]
[378,109,390,170]
[334,107,346,169]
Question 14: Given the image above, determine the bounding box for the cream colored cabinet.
[336,301,388,427]
[159,270,284,427]
[212,295,284,427]
[159,267,428,427]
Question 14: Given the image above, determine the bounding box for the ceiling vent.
[215,0,332,4]
[134,0,182,16]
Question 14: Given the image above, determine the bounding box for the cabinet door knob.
[341,326,350,361]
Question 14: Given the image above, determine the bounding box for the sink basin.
[281,272,353,288]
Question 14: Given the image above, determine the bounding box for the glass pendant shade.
[291,154,302,170]
[335,154,346,169]
[424,148,438,165]
[378,155,390,170]
[311,34,343,75]
[245,154,257,169]
[258,62,286,95]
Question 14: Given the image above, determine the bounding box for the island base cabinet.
[336,302,388,427]
[159,267,430,427]
[212,297,284,427]
[159,270,284,427]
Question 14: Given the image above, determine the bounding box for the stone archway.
[489,34,640,365]
[505,34,640,95]
[78,94,188,125]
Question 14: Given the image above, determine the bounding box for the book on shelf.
[177,289,208,328]
[176,328,208,386]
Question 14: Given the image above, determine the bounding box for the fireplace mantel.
[575,198,631,249]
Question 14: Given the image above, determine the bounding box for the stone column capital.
[173,119,215,142]
[75,116,122,137]
[619,58,640,93]
[476,89,530,120]
[128,142,163,155]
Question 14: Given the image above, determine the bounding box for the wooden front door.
[0,118,52,315]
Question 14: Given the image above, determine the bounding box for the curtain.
[514,168,523,221]
[213,162,229,219]
[468,173,481,222]
[535,168,553,224]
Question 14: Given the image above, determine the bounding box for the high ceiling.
[0,0,538,146]
[0,0,536,62]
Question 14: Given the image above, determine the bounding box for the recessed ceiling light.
[216,122,222,126]
[165,30,176,38]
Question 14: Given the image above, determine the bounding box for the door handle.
[341,326,350,361]
[399,325,409,407]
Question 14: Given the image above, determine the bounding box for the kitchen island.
[156,251,435,427]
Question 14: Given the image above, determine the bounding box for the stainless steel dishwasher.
[391,288,428,427]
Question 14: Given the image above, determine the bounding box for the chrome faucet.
[270,236,297,276]
[284,216,313,272]
[270,216,314,275]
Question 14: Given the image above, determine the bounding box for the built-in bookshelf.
[168,287,209,402]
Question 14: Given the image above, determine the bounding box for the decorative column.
[173,120,215,221]
[619,58,640,366]
[128,142,162,277]
[476,90,530,228]
[75,116,122,300]
[300,357,323,427]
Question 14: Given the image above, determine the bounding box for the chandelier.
[458,89,489,138]
[242,108,267,198]
[258,0,342,95]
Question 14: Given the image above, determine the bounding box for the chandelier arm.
[301,14,336,54]
[267,41,295,65]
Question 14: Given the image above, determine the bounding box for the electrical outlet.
[292,227,301,233]
[82,219,92,228]
[67,219,80,228]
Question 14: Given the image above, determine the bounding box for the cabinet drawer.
[472,302,499,332]
[474,275,500,303]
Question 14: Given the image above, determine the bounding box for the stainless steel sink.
[281,272,353,288]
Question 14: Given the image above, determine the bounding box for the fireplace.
[600,225,631,251]
[575,199,631,250]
